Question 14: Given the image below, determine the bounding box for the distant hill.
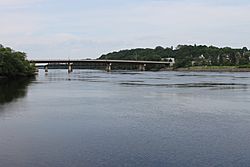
[99,45,250,68]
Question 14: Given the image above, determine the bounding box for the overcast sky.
[1,0,250,59]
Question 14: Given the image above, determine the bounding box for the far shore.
[171,66,250,72]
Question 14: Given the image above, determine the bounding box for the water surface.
[1,70,250,167]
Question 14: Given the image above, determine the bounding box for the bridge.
[29,59,175,72]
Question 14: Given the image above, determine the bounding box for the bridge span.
[29,59,175,72]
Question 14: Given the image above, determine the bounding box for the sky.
[1,0,250,59]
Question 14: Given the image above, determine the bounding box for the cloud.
[1,0,250,59]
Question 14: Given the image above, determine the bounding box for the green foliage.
[100,48,164,61]
[99,45,250,68]
[0,45,36,77]
[238,64,250,68]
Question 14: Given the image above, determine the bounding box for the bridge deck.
[29,59,172,65]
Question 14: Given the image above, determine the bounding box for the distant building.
[191,61,196,66]
[199,54,205,59]
[161,58,175,67]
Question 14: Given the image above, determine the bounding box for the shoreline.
[0,74,36,80]
[2,68,250,74]
[172,67,250,72]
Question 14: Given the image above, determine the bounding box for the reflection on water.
[0,78,32,105]
[120,82,249,90]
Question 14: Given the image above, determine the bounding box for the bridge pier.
[68,63,73,73]
[106,63,112,72]
[45,65,48,73]
[139,64,146,71]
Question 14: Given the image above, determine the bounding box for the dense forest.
[0,44,36,77]
[99,45,250,68]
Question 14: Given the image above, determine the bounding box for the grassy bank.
[174,66,250,72]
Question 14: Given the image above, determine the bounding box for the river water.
[1,70,250,167]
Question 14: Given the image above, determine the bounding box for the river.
[1,70,250,167]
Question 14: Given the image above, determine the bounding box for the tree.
[99,45,250,68]
[0,45,36,77]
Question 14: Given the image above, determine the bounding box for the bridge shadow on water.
[0,78,33,105]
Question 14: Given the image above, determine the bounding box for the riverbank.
[0,74,36,80]
[0,69,37,78]
[172,66,250,72]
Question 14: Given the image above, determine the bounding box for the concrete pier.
[139,64,146,71]
[45,65,48,73]
[68,63,73,73]
[106,63,112,72]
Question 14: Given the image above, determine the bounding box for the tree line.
[0,44,36,77]
[99,45,250,68]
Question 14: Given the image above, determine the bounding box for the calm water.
[1,70,250,167]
